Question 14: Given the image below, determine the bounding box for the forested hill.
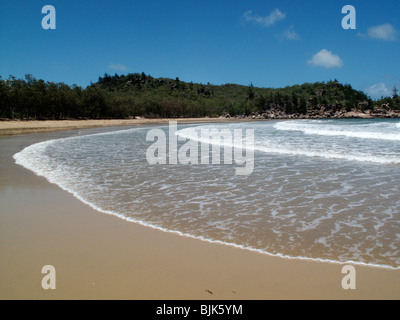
[1,73,399,120]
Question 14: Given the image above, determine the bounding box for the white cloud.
[108,62,128,71]
[365,83,391,99]
[308,49,344,69]
[243,9,286,27]
[367,24,398,41]
[281,26,301,41]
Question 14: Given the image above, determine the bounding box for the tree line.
[0,73,399,120]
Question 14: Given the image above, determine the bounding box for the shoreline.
[1,124,399,299]
[1,115,399,136]
[0,118,252,136]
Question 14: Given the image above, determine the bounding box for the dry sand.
[0,121,399,300]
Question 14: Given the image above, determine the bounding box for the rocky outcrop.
[225,104,400,120]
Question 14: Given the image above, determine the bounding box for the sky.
[0,0,399,99]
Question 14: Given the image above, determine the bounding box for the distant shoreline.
[1,115,399,136]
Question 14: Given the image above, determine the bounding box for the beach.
[0,118,244,136]
[0,120,399,300]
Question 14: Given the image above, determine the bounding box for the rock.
[344,111,357,118]
[356,113,371,119]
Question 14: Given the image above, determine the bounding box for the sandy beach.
[0,118,246,136]
[0,120,399,300]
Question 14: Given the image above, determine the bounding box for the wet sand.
[0,123,399,300]
[0,118,244,136]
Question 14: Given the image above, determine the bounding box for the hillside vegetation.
[1,73,399,120]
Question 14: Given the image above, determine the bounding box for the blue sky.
[0,0,399,99]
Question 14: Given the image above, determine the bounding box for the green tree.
[393,86,399,99]
[84,86,110,118]
[0,77,9,118]
[256,94,266,113]
[291,92,298,113]
[247,83,255,100]
[283,95,292,114]
[298,96,308,114]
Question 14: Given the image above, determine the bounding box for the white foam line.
[274,121,400,141]
[13,130,400,271]
[254,145,400,165]
[177,126,400,165]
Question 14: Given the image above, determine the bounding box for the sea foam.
[274,121,400,141]
[13,120,400,269]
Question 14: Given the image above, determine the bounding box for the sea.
[14,119,400,269]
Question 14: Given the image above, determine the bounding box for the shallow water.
[14,119,400,269]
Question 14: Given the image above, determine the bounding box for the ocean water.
[14,119,400,269]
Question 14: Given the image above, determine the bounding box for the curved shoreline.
[13,126,399,271]
[1,124,399,299]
